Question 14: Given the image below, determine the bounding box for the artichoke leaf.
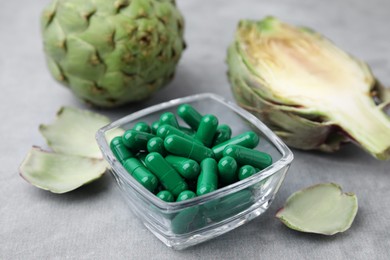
[20,147,107,194]
[373,81,390,104]
[275,130,347,153]
[39,106,123,159]
[228,17,390,159]
[373,81,390,112]
[276,183,358,235]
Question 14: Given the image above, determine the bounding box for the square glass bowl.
[96,93,293,250]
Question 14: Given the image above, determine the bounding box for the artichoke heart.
[227,17,390,160]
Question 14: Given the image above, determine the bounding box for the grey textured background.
[1,0,390,259]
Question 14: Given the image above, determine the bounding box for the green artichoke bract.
[20,147,108,194]
[20,107,123,193]
[227,17,390,160]
[276,183,358,235]
[41,0,185,107]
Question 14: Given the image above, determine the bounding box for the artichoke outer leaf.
[373,81,390,112]
[276,183,358,235]
[39,106,123,159]
[40,0,58,28]
[19,147,107,194]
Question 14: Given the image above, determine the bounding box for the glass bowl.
[96,93,293,250]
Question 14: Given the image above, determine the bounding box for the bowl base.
[144,199,273,250]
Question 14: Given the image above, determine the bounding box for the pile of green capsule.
[110,104,273,203]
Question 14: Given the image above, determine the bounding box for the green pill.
[132,122,151,133]
[156,190,174,202]
[171,206,199,234]
[223,145,273,170]
[238,165,257,180]
[156,125,197,143]
[195,114,219,147]
[176,190,197,202]
[212,131,259,159]
[164,135,214,162]
[218,156,238,185]
[147,137,166,155]
[160,112,179,128]
[213,124,232,146]
[165,155,200,180]
[123,158,158,192]
[136,152,147,166]
[197,158,218,196]
[145,152,188,197]
[151,121,160,135]
[179,127,195,136]
[202,189,252,222]
[110,136,133,163]
[122,130,155,151]
[177,104,202,130]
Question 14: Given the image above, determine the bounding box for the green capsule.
[159,112,179,128]
[197,158,218,196]
[189,214,207,231]
[123,158,158,192]
[122,130,155,151]
[165,155,200,180]
[145,152,188,197]
[195,114,219,147]
[156,125,197,143]
[212,131,259,159]
[147,137,166,156]
[110,136,133,163]
[176,190,197,202]
[171,206,199,234]
[156,190,174,202]
[177,104,202,130]
[217,156,238,185]
[164,135,214,162]
[223,145,272,170]
[238,165,257,180]
[133,122,151,133]
[151,121,160,135]
[179,127,195,136]
[202,189,252,222]
[213,124,232,146]
[136,152,147,166]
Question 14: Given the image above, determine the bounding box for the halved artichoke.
[227,17,390,159]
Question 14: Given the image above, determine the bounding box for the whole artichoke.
[227,17,390,160]
[41,0,185,107]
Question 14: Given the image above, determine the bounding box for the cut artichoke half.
[276,183,358,235]
[20,147,107,194]
[39,106,123,159]
[227,17,390,159]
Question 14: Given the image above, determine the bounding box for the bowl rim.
[96,93,293,211]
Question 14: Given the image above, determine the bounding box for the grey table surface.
[1,0,390,259]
